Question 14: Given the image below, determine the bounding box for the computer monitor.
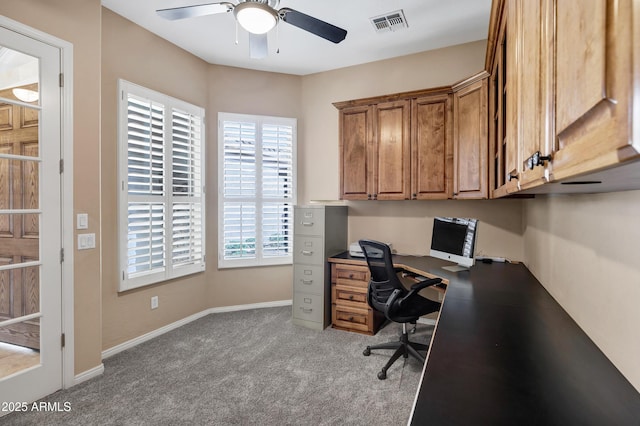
[429,217,478,271]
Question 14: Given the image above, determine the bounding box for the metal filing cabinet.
[292,205,347,330]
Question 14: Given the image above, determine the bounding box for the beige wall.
[101,9,211,350]
[524,191,640,392]
[100,11,302,349]
[0,0,103,374]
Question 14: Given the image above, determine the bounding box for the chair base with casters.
[363,322,429,380]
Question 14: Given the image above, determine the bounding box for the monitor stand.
[442,265,469,272]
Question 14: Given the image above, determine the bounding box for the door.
[373,100,410,200]
[453,76,489,199]
[0,25,63,407]
[411,94,452,200]
[338,105,373,200]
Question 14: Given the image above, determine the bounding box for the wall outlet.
[151,296,158,310]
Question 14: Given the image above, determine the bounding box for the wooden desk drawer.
[334,264,369,287]
[332,284,367,306]
[332,304,371,333]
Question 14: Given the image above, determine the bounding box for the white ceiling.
[101,0,492,76]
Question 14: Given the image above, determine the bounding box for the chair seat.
[390,295,440,323]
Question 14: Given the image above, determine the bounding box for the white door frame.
[0,15,75,390]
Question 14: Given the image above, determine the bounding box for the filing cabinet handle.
[302,279,313,285]
[301,222,314,226]
[301,250,313,256]
[301,308,313,314]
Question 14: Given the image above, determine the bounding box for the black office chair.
[359,239,442,380]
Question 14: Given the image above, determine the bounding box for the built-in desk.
[329,252,640,425]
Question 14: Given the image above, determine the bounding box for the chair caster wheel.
[363,347,371,356]
[377,370,387,380]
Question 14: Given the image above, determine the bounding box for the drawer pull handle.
[301,222,314,226]
[302,279,313,285]
[349,274,354,278]
[349,316,354,321]
[348,295,354,300]
[301,250,313,256]
[301,308,313,314]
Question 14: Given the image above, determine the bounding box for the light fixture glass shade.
[234,3,278,34]
[12,88,39,103]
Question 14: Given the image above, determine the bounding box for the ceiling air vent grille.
[370,10,408,33]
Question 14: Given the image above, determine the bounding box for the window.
[118,80,205,291]
[218,112,296,268]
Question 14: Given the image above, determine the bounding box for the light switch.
[78,233,96,250]
[77,213,88,230]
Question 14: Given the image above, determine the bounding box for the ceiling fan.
[156,0,348,59]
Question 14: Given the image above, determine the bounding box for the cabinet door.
[339,105,373,200]
[373,100,411,200]
[515,0,549,190]
[411,94,452,200]
[453,78,489,199]
[551,0,639,181]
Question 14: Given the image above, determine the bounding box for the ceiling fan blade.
[249,33,268,59]
[157,2,234,21]
[279,8,347,44]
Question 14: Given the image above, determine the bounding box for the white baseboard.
[101,299,292,360]
[73,363,104,387]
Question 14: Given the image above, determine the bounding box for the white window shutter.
[118,80,205,291]
[219,113,297,268]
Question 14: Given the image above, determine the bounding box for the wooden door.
[373,100,410,200]
[338,105,373,200]
[411,94,452,200]
[551,0,639,181]
[0,86,40,350]
[453,76,489,199]
[515,0,549,190]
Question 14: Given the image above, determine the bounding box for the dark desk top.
[329,252,640,425]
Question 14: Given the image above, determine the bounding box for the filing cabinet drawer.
[293,235,324,265]
[332,284,367,306]
[293,265,325,295]
[294,207,325,236]
[293,292,323,323]
[332,304,371,333]
[334,264,369,288]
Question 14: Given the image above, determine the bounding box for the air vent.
[370,10,408,33]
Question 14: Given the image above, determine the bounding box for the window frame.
[218,112,297,269]
[117,79,206,291]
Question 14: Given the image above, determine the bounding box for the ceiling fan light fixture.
[234,2,278,34]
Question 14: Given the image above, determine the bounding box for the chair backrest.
[358,240,405,313]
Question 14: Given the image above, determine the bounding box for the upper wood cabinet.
[338,105,373,200]
[487,0,640,195]
[550,0,639,181]
[373,100,411,200]
[452,73,489,199]
[411,94,452,200]
[335,88,453,201]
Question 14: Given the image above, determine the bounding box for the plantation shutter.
[119,80,205,291]
[219,113,296,268]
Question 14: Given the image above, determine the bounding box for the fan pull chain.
[276,23,280,54]
[235,20,239,45]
